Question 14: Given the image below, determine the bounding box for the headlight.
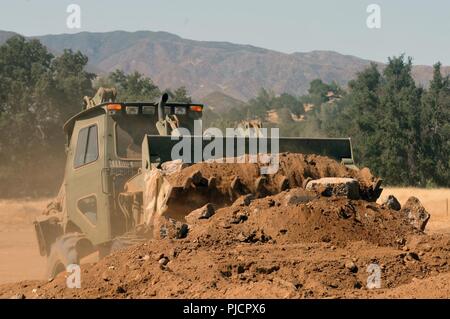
[174,106,187,115]
[142,106,155,115]
[125,106,139,115]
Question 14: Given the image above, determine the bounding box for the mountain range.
[1,30,448,102]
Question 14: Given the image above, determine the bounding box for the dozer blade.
[142,135,355,168]
[140,134,357,233]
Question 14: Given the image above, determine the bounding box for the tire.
[46,233,90,280]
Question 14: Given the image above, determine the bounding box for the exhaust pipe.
[157,93,169,122]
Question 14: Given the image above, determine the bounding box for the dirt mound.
[170,153,380,198]
[162,153,382,221]
[2,186,444,299]
[2,153,449,299]
[188,188,420,248]
[2,228,449,299]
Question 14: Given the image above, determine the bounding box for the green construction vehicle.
[34,88,356,279]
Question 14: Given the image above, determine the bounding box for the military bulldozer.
[34,88,357,279]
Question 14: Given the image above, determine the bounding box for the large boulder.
[383,195,401,211]
[401,197,430,231]
[185,203,216,224]
[305,177,360,200]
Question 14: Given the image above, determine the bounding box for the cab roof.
[63,101,204,137]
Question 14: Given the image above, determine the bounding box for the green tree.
[165,86,192,103]
[420,62,450,186]
[107,70,161,101]
[325,63,382,171]
[376,56,422,185]
[0,36,94,196]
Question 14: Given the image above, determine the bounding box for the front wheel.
[46,233,92,280]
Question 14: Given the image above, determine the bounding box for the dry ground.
[0,187,449,296]
[0,199,48,284]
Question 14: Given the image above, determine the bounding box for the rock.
[237,230,271,243]
[383,195,401,211]
[408,252,420,261]
[354,281,363,289]
[219,264,233,277]
[305,178,360,200]
[255,265,280,274]
[158,218,189,239]
[233,194,255,207]
[177,224,189,239]
[10,294,25,299]
[185,203,215,224]
[169,248,179,258]
[161,159,189,175]
[302,177,313,189]
[401,197,431,231]
[230,213,248,224]
[159,257,169,266]
[237,232,247,242]
[102,269,113,282]
[345,261,358,273]
[237,265,245,274]
[284,188,315,205]
[404,252,420,263]
[154,253,165,261]
[116,286,127,294]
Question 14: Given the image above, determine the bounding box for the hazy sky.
[0,0,448,65]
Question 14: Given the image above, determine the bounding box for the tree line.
[0,36,449,197]
[210,56,450,187]
[0,36,190,197]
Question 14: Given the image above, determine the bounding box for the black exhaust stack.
[157,93,169,122]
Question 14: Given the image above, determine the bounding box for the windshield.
[115,116,158,159]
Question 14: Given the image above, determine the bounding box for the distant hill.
[1,30,448,100]
[0,30,18,43]
[201,91,244,114]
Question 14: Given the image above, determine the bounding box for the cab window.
[74,125,98,168]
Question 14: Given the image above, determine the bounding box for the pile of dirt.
[161,153,382,221]
[2,187,446,299]
[2,153,449,299]
[169,153,381,199]
[188,188,421,248]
